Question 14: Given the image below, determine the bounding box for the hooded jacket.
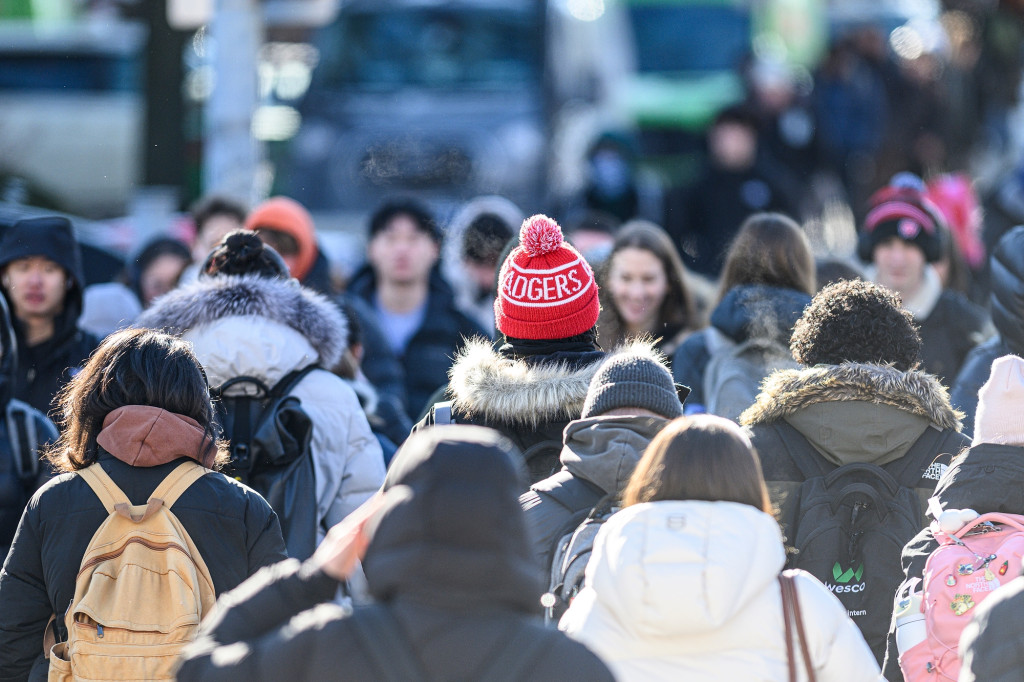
[881,443,1024,681]
[0,407,286,682]
[176,426,614,682]
[521,414,667,568]
[742,363,967,521]
[348,265,487,418]
[0,218,100,416]
[673,284,812,409]
[952,226,1024,436]
[415,336,611,483]
[560,501,879,681]
[136,274,385,540]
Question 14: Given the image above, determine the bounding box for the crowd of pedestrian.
[3,140,1024,680]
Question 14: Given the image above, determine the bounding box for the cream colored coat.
[560,501,881,682]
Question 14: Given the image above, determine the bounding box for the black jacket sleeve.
[245,496,288,574]
[176,559,343,681]
[0,505,51,682]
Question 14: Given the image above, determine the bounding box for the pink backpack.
[897,512,1024,681]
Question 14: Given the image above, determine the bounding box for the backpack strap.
[78,461,207,523]
[77,463,131,514]
[770,421,832,479]
[7,401,39,481]
[268,364,320,402]
[883,425,957,489]
[149,460,209,509]
[348,605,428,681]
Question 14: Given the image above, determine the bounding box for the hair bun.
[202,230,290,280]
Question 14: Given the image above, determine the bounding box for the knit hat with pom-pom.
[494,214,600,340]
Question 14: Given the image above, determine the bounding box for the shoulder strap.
[433,400,454,426]
[77,463,131,514]
[348,605,428,681]
[779,571,817,682]
[149,460,209,509]
[884,425,957,489]
[268,363,321,401]
[770,421,831,479]
[7,401,38,480]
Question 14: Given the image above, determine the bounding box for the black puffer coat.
[176,426,614,682]
[0,442,285,682]
[952,226,1024,437]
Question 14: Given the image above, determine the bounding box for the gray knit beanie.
[581,351,687,419]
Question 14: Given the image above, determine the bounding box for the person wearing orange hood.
[245,197,410,438]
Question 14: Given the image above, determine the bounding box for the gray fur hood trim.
[739,362,962,431]
[136,274,348,367]
[448,338,664,427]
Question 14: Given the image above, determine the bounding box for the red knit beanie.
[494,215,600,340]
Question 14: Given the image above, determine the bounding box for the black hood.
[711,284,812,344]
[0,294,16,407]
[0,216,85,308]
[990,226,1024,355]
[363,425,543,612]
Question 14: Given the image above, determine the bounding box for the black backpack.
[211,364,319,560]
[772,422,951,663]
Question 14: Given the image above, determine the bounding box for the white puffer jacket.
[137,274,385,541]
[560,501,880,682]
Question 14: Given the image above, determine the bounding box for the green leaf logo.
[832,562,863,583]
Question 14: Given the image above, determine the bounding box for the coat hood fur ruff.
[448,337,664,428]
[136,274,348,368]
[740,362,962,431]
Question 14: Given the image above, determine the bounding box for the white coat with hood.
[560,500,880,682]
[136,274,385,540]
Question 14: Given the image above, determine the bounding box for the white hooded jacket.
[560,500,880,681]
[137,274,385,541]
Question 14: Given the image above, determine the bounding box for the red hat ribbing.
[494,215,600,340]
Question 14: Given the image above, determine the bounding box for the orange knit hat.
[245,196,318,281]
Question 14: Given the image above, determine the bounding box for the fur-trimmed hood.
[448,338,663,427]
[740,362,962,431]
[136,274,348,368]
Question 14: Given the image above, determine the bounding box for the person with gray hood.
[175,425,614,681]
[520,346,686,570]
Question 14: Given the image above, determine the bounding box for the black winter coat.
[951,226,1024,437]
[881,443,1024,681]
[13,309,99,419]
[916,289,990,386]
[177,424,614,682]
[348,266,487,419]
[0,453,286,682]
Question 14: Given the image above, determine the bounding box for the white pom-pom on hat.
[519,214,564,257]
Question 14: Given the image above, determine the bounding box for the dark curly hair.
[789,279,921,371]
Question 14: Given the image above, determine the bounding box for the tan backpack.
[47,461,217,682]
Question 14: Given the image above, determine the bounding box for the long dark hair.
[598,220,696,346]
[622,415,772,513]
[45,328,224,472]
[718,213,816,302]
